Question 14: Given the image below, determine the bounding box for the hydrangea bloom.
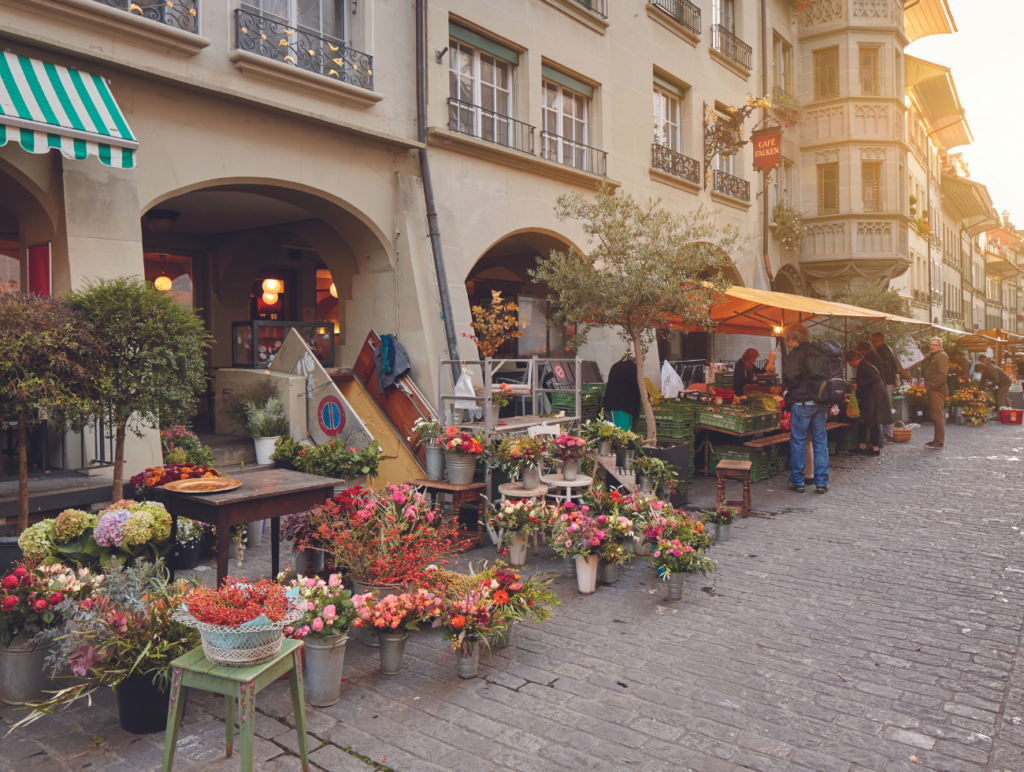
[94,509,131,547]
[54,509,97,543]
[136,502,171,542]
[17,521,51,560]
[122,511,156,547]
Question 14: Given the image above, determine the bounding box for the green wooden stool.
[162,638,309,772]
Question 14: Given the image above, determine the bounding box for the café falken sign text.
[751,127,783,175]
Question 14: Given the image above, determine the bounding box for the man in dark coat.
[975,361,1013,407]
[845,349,889,456]
[870,331,907,442]
[603,354,640,431]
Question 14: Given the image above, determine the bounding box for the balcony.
[234,6,374,93]
[540,132,608,176]
[90,0,200,32]
[448,99,535,155]
[649,0,701,36]
[651,143,700,186]
[712,169,750,203]
[711,25,752,71]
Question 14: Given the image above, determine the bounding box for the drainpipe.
[761,0,776,291]
[416,0,461,383]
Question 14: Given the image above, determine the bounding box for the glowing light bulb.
[329,282,338,298]
[262,278,282,294]
[154,275,172,291]
[262,292,279,305]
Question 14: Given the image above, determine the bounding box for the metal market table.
[163,469,336,586]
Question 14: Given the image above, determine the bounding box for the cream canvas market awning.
[0,51,138,169]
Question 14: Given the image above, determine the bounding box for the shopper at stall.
[781,323,829,494]
[870,332,905,442]
[733,348,777,397]
[845,349,889,456]
[923,337,950,450]
[974,361,1013,408]
[603,352,641,431]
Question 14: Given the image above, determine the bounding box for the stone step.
[200,434,256,467]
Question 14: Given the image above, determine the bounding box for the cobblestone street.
[4,422,1024,772]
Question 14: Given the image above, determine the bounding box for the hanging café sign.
[751,127,783,175]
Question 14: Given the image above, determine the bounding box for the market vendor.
[733,348,777,397]
[603,353,641,431]
[974,361,1013,408]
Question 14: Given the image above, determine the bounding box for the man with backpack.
[781,323,842,494]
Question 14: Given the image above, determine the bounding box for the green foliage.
[221,380,279,432]
[773,202,805,251]
[163,449,188,464]
[160,426,215,466]
[292,439,386,480]
[245,397,288,439]
[530,184,745,443]
[814,282,916,360]
[271,435,304,468]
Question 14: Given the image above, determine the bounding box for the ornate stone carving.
[853,0,888,18]
[892,0,904,32]
[857,221,893,253]
[803,106,844,141]
[894,111,905,142]
[814,149,840,165]
[855,105,889,136]
[861,147,887,160]
[800,0,844,29]
[803,222,845,257]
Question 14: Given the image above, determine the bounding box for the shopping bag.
[846,390,860,420]
[453,367,481,418]
[661,361,685,399]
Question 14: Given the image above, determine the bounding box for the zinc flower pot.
[520,466,542,490]
[0,633,58,705]
[561,554,577,578]
[445,453,477,486]
[666,573,685,600]
[303,633,349,706]
[488,404,501,426]
[598,562,619,585]
[254,436,279,466]
[714,523,731,542]
[508,533,528,567]
[597,440,613,457]
[246,520,264,547]
[425,445,446,481]
[491,622,516,649]
[562,458,579,481]
[636,474,654,492]
[574,554,599,594]
[634,540,651,557]
[292,546,325,576]
[350,579,403,648]
[116,674,172,734]
[377,630,409,675]
[228,537,241,559]
[457,643,481,679]
[622,450,636,473]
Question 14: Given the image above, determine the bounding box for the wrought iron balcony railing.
[713,169,750,202]
[91,0,200,33]
[573,0,608,18]
[649,0,701,35]
[652,143,700,185]
[235,6,373,91]
[711,25,752,70]
[447,99,535,155]
[541,132,608,176]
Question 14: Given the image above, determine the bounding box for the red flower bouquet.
[130,463,220,496]
[439,426,486,455]
[185,578,291,627]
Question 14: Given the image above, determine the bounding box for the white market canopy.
[0,51,138,169]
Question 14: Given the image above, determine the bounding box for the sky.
[907,0,1024,224]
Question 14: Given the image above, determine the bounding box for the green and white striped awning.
[0,51,138,170]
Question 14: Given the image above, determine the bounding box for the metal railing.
[649,0,701,35]
[711,25,752,70]
[572,0,608,18]
[91,0,200,33]
[541,132,608,176]
[235,6,373,91]
[652,143,700,185]
[447,99,535,154]
[713,169,750,202]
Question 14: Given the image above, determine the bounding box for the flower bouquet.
[129,463,220,498]
[439,426,487,485]
[550,507,609,594]
[633,455,678,496]
[10,562,199,735]
[704,507,738,541]
[352,589,440,675]
[409,417,442,448]
[582,413,619,455]
[611,429,644,473]
[160,426,215,467]
[19,501,173,570]
[0,564,103,647]
[177,577,301,666]
[618,494,670,555]
[433,588,497,677]
[647,516,715,599]
[491,382,515,408]
[493,436,547,486]
[551,432,588,481]
[487,499,548,566]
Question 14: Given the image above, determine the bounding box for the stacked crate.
[549,383,605,419]
[714,372,734,391]
[708,445,773,482]
[634,400,699,482]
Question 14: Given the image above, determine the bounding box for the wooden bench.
[742,422,847,449]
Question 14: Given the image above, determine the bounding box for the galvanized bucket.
[507,533,528,567]
[520,466,542,490]
[303,633,348,706]
[378,631,409,675]
[666,573,685,600]
[425,445,445,481]
[0,634,58,705]
[457,643,480,679]
[445,453,477,486]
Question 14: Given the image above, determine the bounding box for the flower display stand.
[161,639,308,772]
[407,479,487,548]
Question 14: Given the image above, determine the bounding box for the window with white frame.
[653,88,681,152]
[773,34,792,95]
[713,0,736,33]
[542,79,590,170]
[249,0,345,41]
[771,159,794,219]
[448,38,514,147]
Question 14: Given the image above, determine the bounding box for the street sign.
[751,128,782,174]
[317,395,345,437]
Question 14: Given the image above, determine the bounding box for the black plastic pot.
[646,442,690,507]
[0,537,23,576]
[116,675,173,734]
[173,542,202,571]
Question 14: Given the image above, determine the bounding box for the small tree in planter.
[0,294,103,533]
[67,278,211,502]
[532,185,741,445]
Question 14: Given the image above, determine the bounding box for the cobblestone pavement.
[4,423,1024,772]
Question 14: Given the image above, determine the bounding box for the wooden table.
[407,479,487,548]
[163,469,336,586]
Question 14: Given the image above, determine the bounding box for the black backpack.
[805,341,848,405]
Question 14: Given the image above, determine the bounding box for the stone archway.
[776,264,807,296]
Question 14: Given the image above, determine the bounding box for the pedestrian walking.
[781,323,829,494]
[870,331,907,442]
[845,349,890,456]
[923,337,949,449]
[974,361,1013,408]
[603,352,640,432]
